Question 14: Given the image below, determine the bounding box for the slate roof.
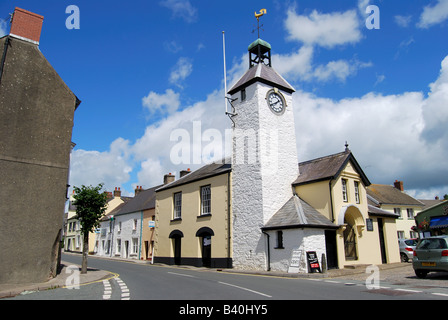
[292,151,370,187]
[366,184,424,207]
[228,63,295,95]
[156,159,231,192]
[115,184,162,216]
[263,195,338,230]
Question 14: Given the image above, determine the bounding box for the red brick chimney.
[113,187,121,198]
[9,7,44,44]
[394,180,404,191]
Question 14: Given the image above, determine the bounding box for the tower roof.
[228,62,295,95]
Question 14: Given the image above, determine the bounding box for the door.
[325,230,338,269]
[202,236,212,267]
[343,221,357,260]
[173,237,181,265]
[377,218,387,264]
[124,240,129,258]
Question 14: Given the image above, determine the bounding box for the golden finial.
[253,9,267,38]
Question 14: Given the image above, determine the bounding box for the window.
[116,239,121,254]
[275,231,284,249]
[133,219,138,231]
[407,208,414,219]
[397,231,405,239]
[354,181,360,204]
[394,208,402,219]
[118,221,122,233]
[342,179,348,202]
[132,238,139,254]
[241,88,246,101]
[173,192,182,219]
[201,185,211,215]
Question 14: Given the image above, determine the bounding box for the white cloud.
[159,0,198,23]
[142,89,180,115]
[417,0,448,28]
[169,57,193,86]
[69,138,132,193]
[395,15,412,28]
[0,19,7,37]
[284,8,362,48]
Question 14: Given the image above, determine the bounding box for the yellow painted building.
[293,148,400,268]
[154,162,232,268]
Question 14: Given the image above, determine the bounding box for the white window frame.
[173,192,182,219]
[354,181,360,204]
[200,185,211,215]
[342,179,348,202]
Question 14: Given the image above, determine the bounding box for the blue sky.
[1,0,448,199]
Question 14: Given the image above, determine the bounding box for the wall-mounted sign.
[366,218,374,231]
[148,221,155,228]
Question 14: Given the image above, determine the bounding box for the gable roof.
[114,184,162,216]
[367,184,424,207]
[292,150,370,187]
[228,63,295,95]
[262,195,338,230]
[156,160,231,192]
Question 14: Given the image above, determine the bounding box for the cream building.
[153,163,232,268]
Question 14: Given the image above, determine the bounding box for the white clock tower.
[228,38,299,270]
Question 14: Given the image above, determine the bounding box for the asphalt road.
[6,253,448,305]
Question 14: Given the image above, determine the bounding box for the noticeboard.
[306,251,321,273]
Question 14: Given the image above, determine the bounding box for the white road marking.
[167,272,196,278]
[218,281,272,298]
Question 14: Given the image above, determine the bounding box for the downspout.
[329,179,335,223]
[227,171,232,268]
[139,211,143,260]
[262,230,271,271]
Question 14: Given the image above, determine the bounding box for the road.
[5,254,448,305]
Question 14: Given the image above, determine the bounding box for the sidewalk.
[0,262,115,299]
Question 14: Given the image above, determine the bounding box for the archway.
[338,205,365,261]
[196,227,214,267]
[169,230,184,265]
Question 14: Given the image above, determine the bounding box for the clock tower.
[228,38,299,270]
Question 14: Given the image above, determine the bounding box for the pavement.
[0,262,116,299]
[0,253,412,299]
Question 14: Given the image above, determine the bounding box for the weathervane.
[253,8,267,38]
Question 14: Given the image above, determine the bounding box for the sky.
[1,0,448,200]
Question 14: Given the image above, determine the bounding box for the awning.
[430,216,448,229]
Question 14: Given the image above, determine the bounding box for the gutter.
[139,211,143,260]
[227,171,232,268]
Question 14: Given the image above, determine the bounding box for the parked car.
[412,235,448,278]
[399,238,417,262]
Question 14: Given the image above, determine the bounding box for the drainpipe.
[139,211,143,260]
[329,179,335,223]
[227,172,232,268]
[262,230,271,271]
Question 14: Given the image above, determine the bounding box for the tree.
[72,184,108,274]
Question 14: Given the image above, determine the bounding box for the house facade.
[0,8,80,284]
[415,200,448,237]
[95,185,159,260]
[367,181,424,239]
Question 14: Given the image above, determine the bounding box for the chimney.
[394,180,404,192]
[164,173,175,185]
[9,7,44,45]
[113,187,121,198]
[134,186,143,195]
[435,196,439,200]
[180,168,191,178]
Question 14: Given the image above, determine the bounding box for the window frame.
[200,185,211,216]
[173,192,182,220]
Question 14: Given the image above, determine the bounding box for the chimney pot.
[10,7,44,44]
[180,168,192,178]
[113,187,121,198]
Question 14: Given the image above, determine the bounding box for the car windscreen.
[417,238,448,250]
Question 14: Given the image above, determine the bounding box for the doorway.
[343,220,357,260]
[123,240,129,258]
[201,236,212,267]
[377,218,387,264]
[325,230,338,269]
[173,237,181,265]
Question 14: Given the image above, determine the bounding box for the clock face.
[267,91,285,114]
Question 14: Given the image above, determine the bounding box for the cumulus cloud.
[284,8,362,48]
[169,57,193,87]
[142,89,180,115]
[417,0,448,28]
[159,0,198,23]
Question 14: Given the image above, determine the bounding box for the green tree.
[72,184,108,274]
